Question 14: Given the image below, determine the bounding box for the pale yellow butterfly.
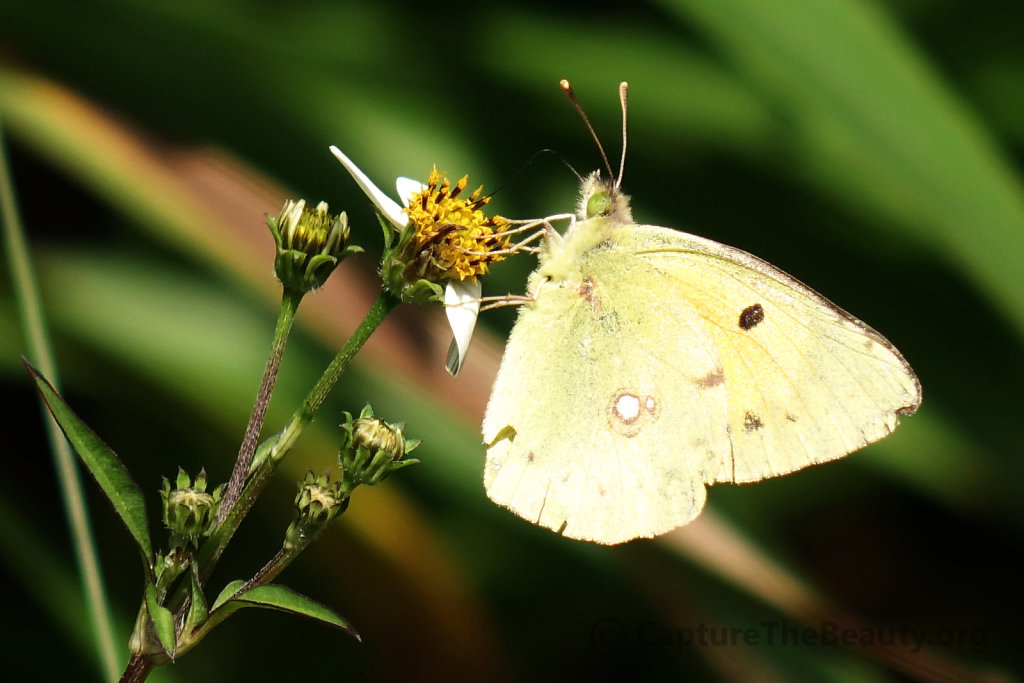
[482,80,921,545]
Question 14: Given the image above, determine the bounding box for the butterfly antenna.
[616,81,628,193]
[536,147,584,183]
[487,148,580,199]
[560,79,615,184]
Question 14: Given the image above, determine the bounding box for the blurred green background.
[2,0,1022,681]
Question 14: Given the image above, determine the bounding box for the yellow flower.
[330,146,509,374]
[401,167,509,281]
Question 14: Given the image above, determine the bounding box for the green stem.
[178,523,323,657]
[218,290,301,524]
[273,289,401,459]
[175,546,293,657]
[239,547,295,595]
[172,289,399,661]
[195,289,400,579]
[1,117,119,679]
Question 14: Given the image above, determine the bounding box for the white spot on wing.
[607,389,661,437]
[615,393,641,422]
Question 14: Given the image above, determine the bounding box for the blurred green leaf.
[665,0,1024,340]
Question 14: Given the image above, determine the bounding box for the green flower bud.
[352,416,403,460]
[160,468,222,546]
[339,405,420,489]
[268,199,361,294]
[284,471,347,550]
[153,548,190,592]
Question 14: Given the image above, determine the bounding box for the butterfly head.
[577,170,633,225]
[560,80,633,228]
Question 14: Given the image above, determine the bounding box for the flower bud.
[160,468,222,546]
[153,548,190,592]
[339,405,420,489]
[284,470,347,550]
[352,416,404,461]
[268,199,361,294]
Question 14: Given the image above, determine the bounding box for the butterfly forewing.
[619,224,922,484]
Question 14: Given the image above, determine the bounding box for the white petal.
[285,198,305,226]
[329,146,408,228]
[444,279,481,376]
[395,177,426,209]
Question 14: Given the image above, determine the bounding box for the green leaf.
[145,583,176,659]
[211,579,246,611]
[24,360,153,567]
[183,563,208,635]
[217,584,360,640]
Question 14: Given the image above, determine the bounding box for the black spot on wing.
[743,411,764,432]
[739,303,764,330]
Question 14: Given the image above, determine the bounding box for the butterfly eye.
[585,191,612,218]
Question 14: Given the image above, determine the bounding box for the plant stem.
[218,290,301,523]
[273,289,401,458]
[241,547,293,594]
[132,289,401,677]
[175,545,293,657]
[118,654,153,683]
[196,289,401,579]
[1,116,119,680]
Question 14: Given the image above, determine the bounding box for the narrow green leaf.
[222,584,360,640]
[211,579,246,611]
[145,583,176,659]
[24,359,153,567]
[183,564,208,635]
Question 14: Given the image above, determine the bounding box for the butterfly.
[481,81,921,545]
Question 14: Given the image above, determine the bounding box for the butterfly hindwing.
[485,235,735,543]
